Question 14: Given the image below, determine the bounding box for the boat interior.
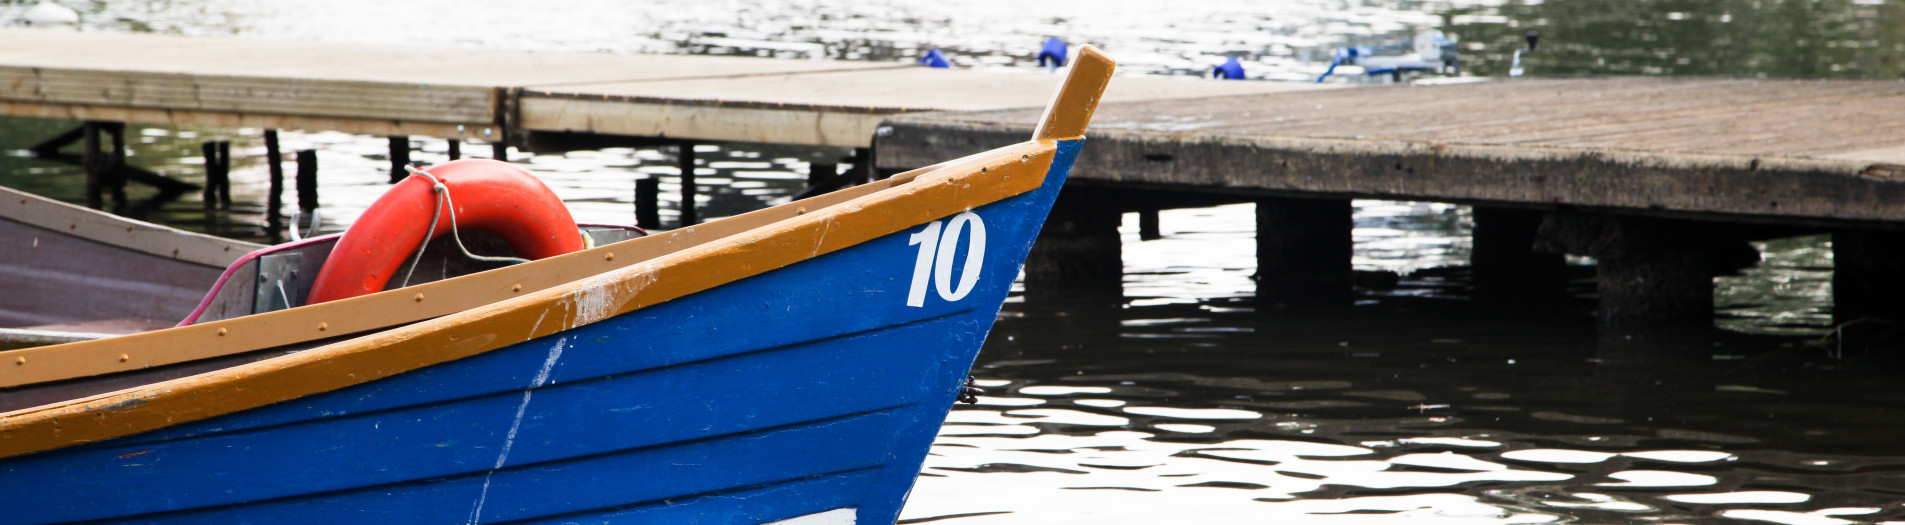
[0,158,961,412]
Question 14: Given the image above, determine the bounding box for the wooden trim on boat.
[0,46,1115,459]
[0,185,264,268]
[0,162,938,388]
[1034,46,1115,143]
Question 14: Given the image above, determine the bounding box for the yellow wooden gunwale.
[0,45,1115,459]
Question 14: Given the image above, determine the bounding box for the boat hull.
[0,140,1082,525]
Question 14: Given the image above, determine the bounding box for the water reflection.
[913,289,1905,523]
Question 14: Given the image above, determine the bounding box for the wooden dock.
[11,28,1903,342]
[875,77,1905,342]
[877,76,1905,224]
[0,29,1315,148]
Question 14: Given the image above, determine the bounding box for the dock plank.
[876,77,1905,225]
[0,30,1316,146]
[0,29,897,140]
[520,68,1322,146]
[0,30,896,86]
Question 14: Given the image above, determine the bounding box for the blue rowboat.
[0,47,1116,524]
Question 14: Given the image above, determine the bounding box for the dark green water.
[1449,0,1905,79]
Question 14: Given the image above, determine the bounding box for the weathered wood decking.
[0,30,1315,147]
[877,77,1905,226]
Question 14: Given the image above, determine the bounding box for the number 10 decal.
[906,211,987,307]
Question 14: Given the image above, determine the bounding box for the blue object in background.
[1037,37,1068,68]
[1316,47,1368,82]
[920,48,951,68]
[1212,56,1245,80]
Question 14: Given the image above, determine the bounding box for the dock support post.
[199,141,230,210]
[491,141,508,161]
[264,130,285,240]
[82,121,105,209]
[1472,207,1567,304]
[296,149,319,216]
[1255,197,1353,309]
[1025,190,1122,304]
[846,147,873,185]
[793,148,877,199]
[387,136,409,183]
[677,143,698,227]
[80,122,131,210]
[104,123,128,210]
[1832,230,1905,350]
[447,139,461,161]
[1536,214,1756,343]
[807,160,837,188]
[1138,207,1162,241]
[29,123,195,209]
[196,141,213,208]
[215,141,231,208]
[635,176,661,230]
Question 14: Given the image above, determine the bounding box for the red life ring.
[306,159,584,305]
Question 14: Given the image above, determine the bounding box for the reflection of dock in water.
[876,77,1905,344]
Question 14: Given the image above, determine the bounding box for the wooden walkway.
[877,76,1905,225]
[0,29,1316,147]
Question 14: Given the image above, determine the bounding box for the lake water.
[6,0,1903,523]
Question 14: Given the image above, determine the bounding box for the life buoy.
[305,159,584,305]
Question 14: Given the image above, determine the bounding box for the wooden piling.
[295,149,319,213]
[1024,190,1122,304]
[387,136,409,184]
[677,143,698,227]
[264,130,285,238]
[215,141,232,208]
[492,141,508,161]
[81,122,103,209]
[447,139,461,161]
[103,122,128,209]
[198,140,233,209]
[807,161,837,188]
[1138,207,1161,241]
[845,147,873,185]
[32,123,195,207]
[1472,207,1567,304]
[635,176,661,230]
[1256,197,1352,309]
[1832,230,1905,350]
[1536,213,1757,343]
[199,141,219,209]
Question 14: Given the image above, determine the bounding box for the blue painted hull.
[0,140,1083,525]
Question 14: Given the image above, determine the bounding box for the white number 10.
[906,211,987,307]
